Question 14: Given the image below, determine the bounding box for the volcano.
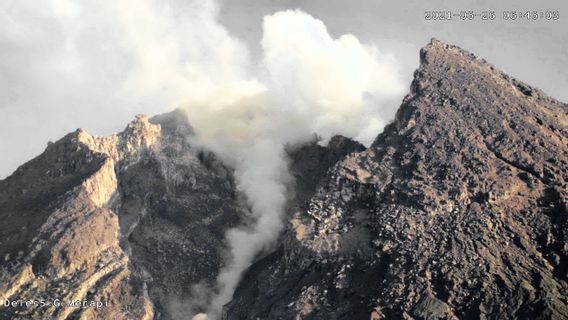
[1,39,567,320]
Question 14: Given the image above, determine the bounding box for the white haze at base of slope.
[0,1,406,319]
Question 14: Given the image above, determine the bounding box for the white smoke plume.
[184,9,406,319]
[1,1,405,319]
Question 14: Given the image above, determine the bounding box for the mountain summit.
[1,39,567,319]
[225,39,568,319]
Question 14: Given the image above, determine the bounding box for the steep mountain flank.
[0,114,161,320]
[224,39,568,319]
[0,111,246,319]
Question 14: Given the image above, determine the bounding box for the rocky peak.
[225,39,568,319]
[119,114,161,153]
[73,114,161,164]
[0,110,241,320]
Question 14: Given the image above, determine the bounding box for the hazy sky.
[1,0,566,179]
[218,0,568,100]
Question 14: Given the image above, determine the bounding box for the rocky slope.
[0,110,244,319]
[0,110,359,319]
[224,39,568,319]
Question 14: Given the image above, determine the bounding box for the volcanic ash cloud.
[185,9,405,320]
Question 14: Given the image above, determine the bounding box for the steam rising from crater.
[184,9,405,319]
[0,0,405,318]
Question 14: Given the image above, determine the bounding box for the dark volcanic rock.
[288,135,365,207]
[224,39,568,319]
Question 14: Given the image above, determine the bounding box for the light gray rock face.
[224,39,568,319]
[0,110,247,319]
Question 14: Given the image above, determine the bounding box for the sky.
[0,0,567,179]
[217,0,568,101]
